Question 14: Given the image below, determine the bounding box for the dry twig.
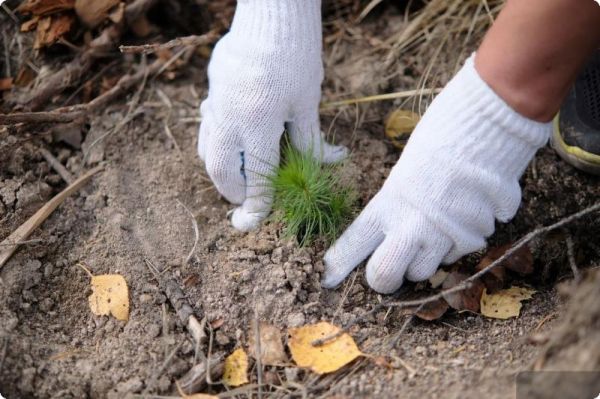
[144,259,206,345]
[39,147,75,184]
[313,201,600,346]
[0,166,104,268]
[176,354,224,395]
[177,199,199,264]
[22,0,159,111]
[119,31,219,54]
[0,31,218,127]
[565,233,581,282]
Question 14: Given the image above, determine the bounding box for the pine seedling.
[270,143,356,246]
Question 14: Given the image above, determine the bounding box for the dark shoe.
[552,52,600,175]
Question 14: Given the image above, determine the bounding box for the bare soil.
[1,5,599,399]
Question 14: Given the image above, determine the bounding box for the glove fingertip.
[321,249,352,289]
[230,206,267,232]
[321,143,349,164]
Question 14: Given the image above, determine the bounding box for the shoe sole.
[551,114,600,176]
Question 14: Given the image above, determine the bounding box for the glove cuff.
[230,0,322,50]
[404,53,552,181]
[442,54,551,177]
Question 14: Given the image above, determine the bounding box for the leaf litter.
[288,321,362,374]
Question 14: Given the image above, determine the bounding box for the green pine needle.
[270,143,356,246]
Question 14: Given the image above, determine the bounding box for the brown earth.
[1,3,599,399]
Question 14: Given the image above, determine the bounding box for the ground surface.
[1,4,600,399]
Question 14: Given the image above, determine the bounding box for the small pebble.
[287,312,305,327]
[43,263,54,278]
[215,330,230,346]
[139,294,153,304]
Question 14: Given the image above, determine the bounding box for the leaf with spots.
[480,286,536,319]
[223,348,249,387]
[288,322,362,374]
[79,264,129,321]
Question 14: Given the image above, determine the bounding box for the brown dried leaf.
[209,318,225,330]
[0,78,13,91]
[21,16,40,32]
[107,2,125,24]
[35,14,74,49]
[475,258,506,292]
[247,323,287,366]
[14,66,36,87]
[479,244,534,276]
[75,0,120,28]
[100,75,119,94]
[415,298,449,321]
[130,15,155,37]
[372,355,393,369]
[17,0,75,16]
[442,271,485,312]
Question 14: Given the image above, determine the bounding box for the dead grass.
[322,0,504,115]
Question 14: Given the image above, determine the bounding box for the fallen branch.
[0,31,218,126]
[144,259,206,345]
[314,201,600,346]
[119,31,219,54]
[23,0,159,111]
[0,165,104,269]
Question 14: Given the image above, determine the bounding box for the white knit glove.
[198,0,347,231]
[322,55,551,294]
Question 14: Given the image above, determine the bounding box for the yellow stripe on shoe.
[552,115,600,175]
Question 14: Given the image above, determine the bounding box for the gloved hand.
[198,0,347,231]
[322,55,551,294]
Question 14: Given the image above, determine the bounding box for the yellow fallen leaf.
[79,264,129,321]
[288,321,362,374]
[385,109,420,150]
[428,269,448,289]
[480,286,536,320]
[223,348,249,387]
